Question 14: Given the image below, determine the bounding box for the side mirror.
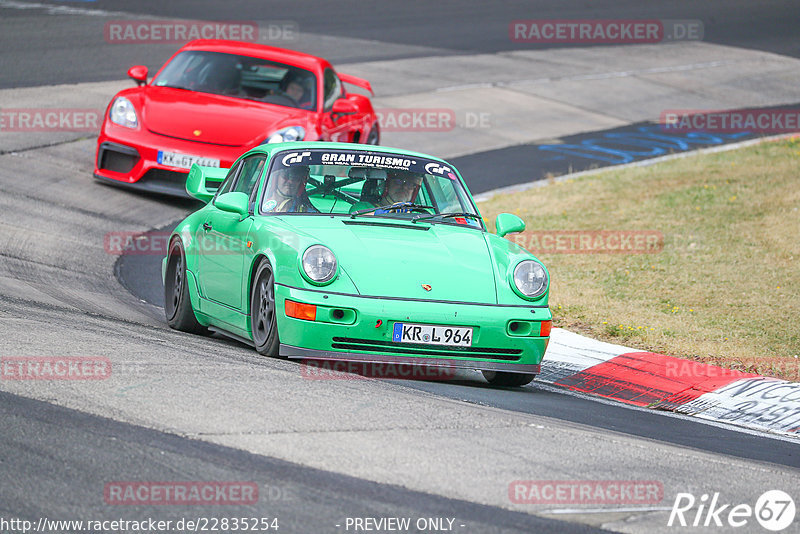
[214,192,250,218]
[495,213,525,238]
[331,98,358,121]
[127,65,148,86]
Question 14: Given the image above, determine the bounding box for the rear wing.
[186,164,228,203]
[338,73,374,96]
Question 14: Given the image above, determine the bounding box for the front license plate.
[157,151,220,170]
[392,322,473,347]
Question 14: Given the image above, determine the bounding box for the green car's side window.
[214,155,266,212]
[231,155,267,212]
[214,161,242,199]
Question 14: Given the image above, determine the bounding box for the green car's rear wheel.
[482,370,535,387]
[251,260,280,356]
[164,239,207,334]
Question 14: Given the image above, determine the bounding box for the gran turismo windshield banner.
[276,149,458,178]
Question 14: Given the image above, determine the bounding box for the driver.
[263,166,318,213]
[379,171,423,205]
[280,71,313,109]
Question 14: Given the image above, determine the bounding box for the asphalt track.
[1,390,601,534]
[450,121,759,194]
[116,223,800,470]
[2,2,800,533]
[1,0,798,89]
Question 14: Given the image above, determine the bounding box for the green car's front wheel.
[165,239,207,335]
[251,260,280,356]
[482,371,535,387]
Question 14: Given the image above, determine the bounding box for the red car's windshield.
[153,50,317,111]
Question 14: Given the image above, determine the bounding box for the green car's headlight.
[109,97,138,128]
[512,260,548,299]
[301,245,337,284]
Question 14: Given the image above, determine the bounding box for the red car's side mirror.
[331,98,358,115]
[330,98,358,123]
[127,65,148,86]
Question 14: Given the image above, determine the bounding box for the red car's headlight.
[109,97,138,128]
[266,126,305,144]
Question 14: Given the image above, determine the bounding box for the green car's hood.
[283,217,498,303]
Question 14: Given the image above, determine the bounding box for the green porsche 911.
[163,142,551,386]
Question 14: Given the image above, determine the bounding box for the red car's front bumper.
[94,123,245,197]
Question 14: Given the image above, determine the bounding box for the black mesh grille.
[99,148,138,173]
[139,168,189,186]
[331,337,522,361]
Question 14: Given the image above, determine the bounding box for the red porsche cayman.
[94,39,379,196]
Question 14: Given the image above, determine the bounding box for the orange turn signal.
[539,320,552,337]
[285,300,317,321]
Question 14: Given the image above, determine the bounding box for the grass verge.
[478,137,800,381]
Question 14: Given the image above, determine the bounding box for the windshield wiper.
[411,212,483,224]
[350,202,434,218]
[159,83,192,91]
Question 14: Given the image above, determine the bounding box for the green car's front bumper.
[274,284,550,374]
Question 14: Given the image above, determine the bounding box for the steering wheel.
[385,203,433,214]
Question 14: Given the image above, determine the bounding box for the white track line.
[0,0,129,17]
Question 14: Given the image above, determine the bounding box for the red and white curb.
[541,328,800,439]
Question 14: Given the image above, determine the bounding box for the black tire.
[482,370,535,387]
[164,238,207,335]
[251,260,280,356]
[365,122,380,145]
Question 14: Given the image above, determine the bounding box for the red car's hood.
[141,86,309,146]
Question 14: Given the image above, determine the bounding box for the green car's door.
[198,154,265,310]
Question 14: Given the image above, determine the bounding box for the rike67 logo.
[668,490,795,531]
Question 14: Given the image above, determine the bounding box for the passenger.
[200,54,241,95]
[263,166,318,213]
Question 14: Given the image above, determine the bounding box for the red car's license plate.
[158,150,220,170]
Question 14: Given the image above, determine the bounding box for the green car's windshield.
[260,149,483,229]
